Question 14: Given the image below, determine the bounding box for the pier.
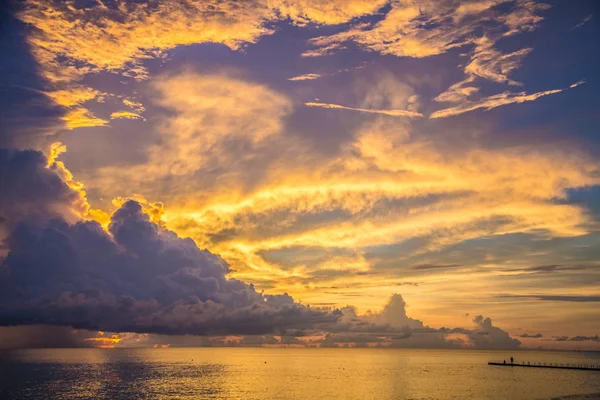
[488,361,600,371]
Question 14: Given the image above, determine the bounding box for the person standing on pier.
[510,357,514,364]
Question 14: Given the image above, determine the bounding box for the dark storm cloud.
[0,149,336,335]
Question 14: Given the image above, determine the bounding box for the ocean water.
[0,348,599,400]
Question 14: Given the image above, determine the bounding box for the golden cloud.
[150,114,599,306]
[110,111,145,121]
[16,1,597,321]
[18,0,277,132]
[19,0,275,82]
[20,0,385,85]
[289,73,322,81]
[123,99,145,113]
[60,107,108,130]
[270,0,387,25]
[90,72,292,193]
[305,0,559,118]
[46,142,110,225]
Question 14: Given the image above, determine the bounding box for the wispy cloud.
[411,264,462,271]
[123,99,145,113]
[520,333,543,338]
[499,294,600,302]
[305,0,555,120]
[110,111,145,121]
[272,0,387,25]
[573,14,593,29]
[289,73,322,81]
[305,102,423,117]
[430,82,584,119]
[551,335,599,342]
[62,108,108,129]
[570,80,586,88]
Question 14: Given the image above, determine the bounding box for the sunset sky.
[0,0,599,350]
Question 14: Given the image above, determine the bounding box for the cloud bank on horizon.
[0,147,519,349]
[0,0,599,349]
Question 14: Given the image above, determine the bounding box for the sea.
[0,348,599,399]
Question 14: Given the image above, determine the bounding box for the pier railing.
[488,361,600,371]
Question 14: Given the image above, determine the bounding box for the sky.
[0,0,599,350]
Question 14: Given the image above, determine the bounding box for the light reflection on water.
[1,348,599,399]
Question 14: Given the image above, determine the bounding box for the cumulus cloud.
[326,294,425,334]
[470,315,521,349]
[0,148,87,230]
[311,295,520,349]
[368,294,425,330]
